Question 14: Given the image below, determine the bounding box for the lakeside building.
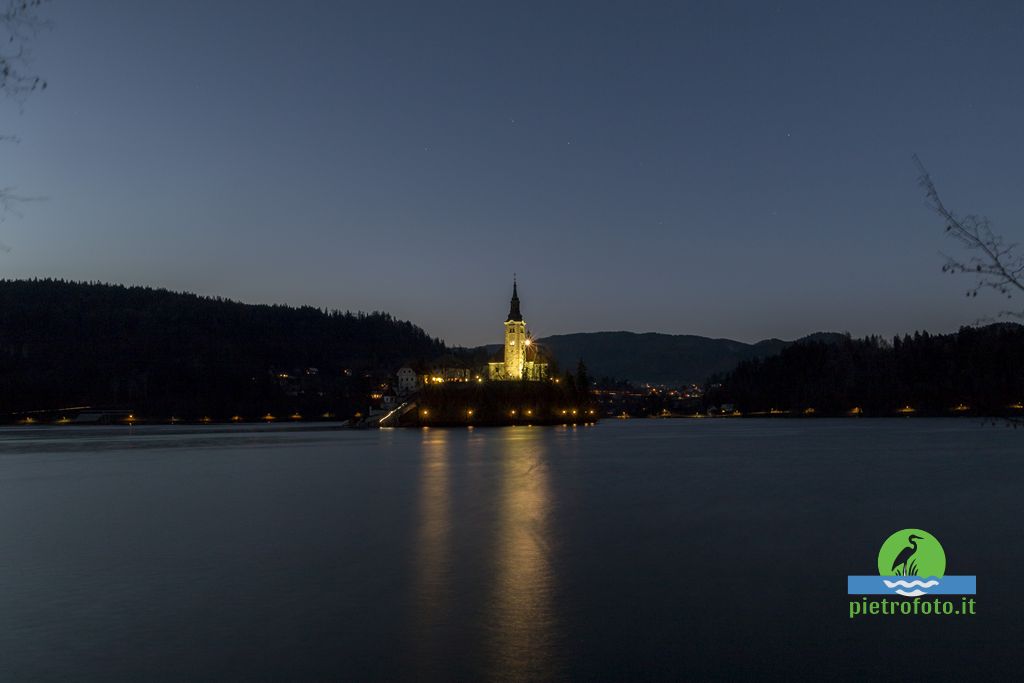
[488,278,548,381]
[395,367,420,395]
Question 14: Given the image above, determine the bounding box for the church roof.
[506,278,523,322]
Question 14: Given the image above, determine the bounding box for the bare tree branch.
[915,155,1024,318]
[1,0,49,100]
[1,0,50,237]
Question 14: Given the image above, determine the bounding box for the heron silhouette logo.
[847,529,976,598]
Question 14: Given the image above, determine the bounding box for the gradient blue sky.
[3,1,1022,346]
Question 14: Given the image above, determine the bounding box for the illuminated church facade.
[488,279,548,381]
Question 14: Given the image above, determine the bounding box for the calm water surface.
[0,420,1021,681]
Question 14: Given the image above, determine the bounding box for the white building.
[396,366,420,395]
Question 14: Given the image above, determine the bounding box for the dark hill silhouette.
[708,324,1024,416]
[532,331,847,385]
[0,279,444,417]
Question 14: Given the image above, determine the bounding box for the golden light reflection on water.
[410,427,557,679]
[413,428,452,631]
[490,428,556,679]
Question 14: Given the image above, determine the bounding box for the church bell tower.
[503,277,526,379]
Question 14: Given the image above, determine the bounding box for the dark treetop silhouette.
[0,279,444,418]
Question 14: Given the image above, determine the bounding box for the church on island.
[488,278,548,381]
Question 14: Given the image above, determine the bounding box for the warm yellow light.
[572,409,577,415]
[524,339,532,346]
[200,416,211,423]
[849,407,863,416]
[232,415,242,422]
[467,409,474,416]
[561,409,567,415]
[804,407,816,415]
[263,413,275,421]
[290,412,302,420]
[526,409,532,416]
[897,405,915,415]
[421,409,429,416]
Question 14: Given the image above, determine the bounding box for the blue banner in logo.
[847,576,976,595]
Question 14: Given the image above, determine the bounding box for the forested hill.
[708,324,1024,416]
[535,331,847,385]
[0,279,445,417]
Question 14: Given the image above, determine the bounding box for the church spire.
[506,275,523,322]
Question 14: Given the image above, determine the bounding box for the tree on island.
[575,360,590,395]
[916,156,1023,319]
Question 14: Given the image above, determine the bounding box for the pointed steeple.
[506,275,523,322]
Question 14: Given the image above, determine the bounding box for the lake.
[0,419,1021,681]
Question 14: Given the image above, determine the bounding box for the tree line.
[706,324,1024,416]
[0,279,445,418]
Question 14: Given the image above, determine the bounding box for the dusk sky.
[3,1,1023,346]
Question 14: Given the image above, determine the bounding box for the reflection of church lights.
[492,430,554,677]
[412,429,451,658]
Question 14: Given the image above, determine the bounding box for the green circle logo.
[877,529,946,578]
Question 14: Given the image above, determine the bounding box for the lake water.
[0,419,1021,681]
